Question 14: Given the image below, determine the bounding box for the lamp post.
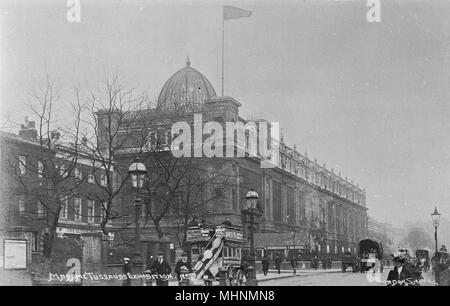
[128,158,148,281]
[431,207,441,285]
[242,189,261,286]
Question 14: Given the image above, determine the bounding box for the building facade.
[0,119,112,267]
[98,59,369,259]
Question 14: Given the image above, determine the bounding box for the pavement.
[258,267,437,286]
[257,268,341,282]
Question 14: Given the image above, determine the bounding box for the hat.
[392,255,405,263]
[181,252,188,257]
[157,251,164,256]
[123,257,130,261]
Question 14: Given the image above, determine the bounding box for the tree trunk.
[154,219,164,239]
[101,218,109,235]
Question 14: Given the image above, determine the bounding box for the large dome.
[157,57,217,110]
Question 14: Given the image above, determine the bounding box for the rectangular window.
[149,131,156,146]
[101,202,106,219]
[232,188,237,211]
[37,201,44,217]
[60,197,68,220]
[273,181,282,222]
[74,168,82,180]
[74,198,82,221]
[38,160,43,178]
[18,196,25,213]
[100,174,107,186]
[19,155,26,175]
[298,192,306,220]
[87,200,95,223]
[287,187,295,224]
[88,173,95,184]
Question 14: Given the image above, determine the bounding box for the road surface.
[259,268,435,286]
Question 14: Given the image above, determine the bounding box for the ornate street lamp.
[128,159,147,191]
[246,189,259,211]
[128,158,148,282]
[431,207,440,253]
[431,207,441,285]
[242,188,262,286]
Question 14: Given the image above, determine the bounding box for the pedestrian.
[175,252,192,286]
[322,257,327,270]
[221,217,232,226]
[290,256,297,274]
[387,256,411,286]
[275,254,282,274]
[122,257,132,286]
[151,252,172,286]
[188,215,199,227]
[262,255,270,276]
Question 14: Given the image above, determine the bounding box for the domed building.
[157,57,217,111]
[97,58,368,264]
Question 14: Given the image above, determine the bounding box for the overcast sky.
[1,0,449,228]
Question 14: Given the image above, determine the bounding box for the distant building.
[368,216,406,254]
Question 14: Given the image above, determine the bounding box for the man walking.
[122,257,132,286]
[290,256,297,274]
[151,252,172,286]
[262,255,270,276]
[275,254,282,274]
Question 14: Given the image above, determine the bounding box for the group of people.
[122,251,192,286]
[261,254,332,275]
[310,255,333,270]
[386,251,425,286]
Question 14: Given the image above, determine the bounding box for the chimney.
[19,116,37,141]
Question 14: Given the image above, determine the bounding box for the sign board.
[223,258,241,266]
[186,228,210,242]
[224,230,244,243]
[3,239,27,270]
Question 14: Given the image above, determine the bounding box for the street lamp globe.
[245,189,259,210]
[128,159,147,190]
[431,207,441,228]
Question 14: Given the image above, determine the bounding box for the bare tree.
[4,76,85,257]
[171,161,235,251]
[81,74,151,235]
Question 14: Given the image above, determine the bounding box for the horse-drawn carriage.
[341,251,359,273]
[186,224,246,286]
[358,239,384,273]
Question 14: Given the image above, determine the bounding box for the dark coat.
[387,266,412,286]
[262,258,270,271]
[151,259,172,286]
[175,259,192,281]
[275,256,282,268]
[290,258,297,268]
[122,263,132,286]
[151,259,172,275]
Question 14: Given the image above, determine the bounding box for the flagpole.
[221,16,225,96]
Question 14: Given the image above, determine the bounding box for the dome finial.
[186,54,191,67]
